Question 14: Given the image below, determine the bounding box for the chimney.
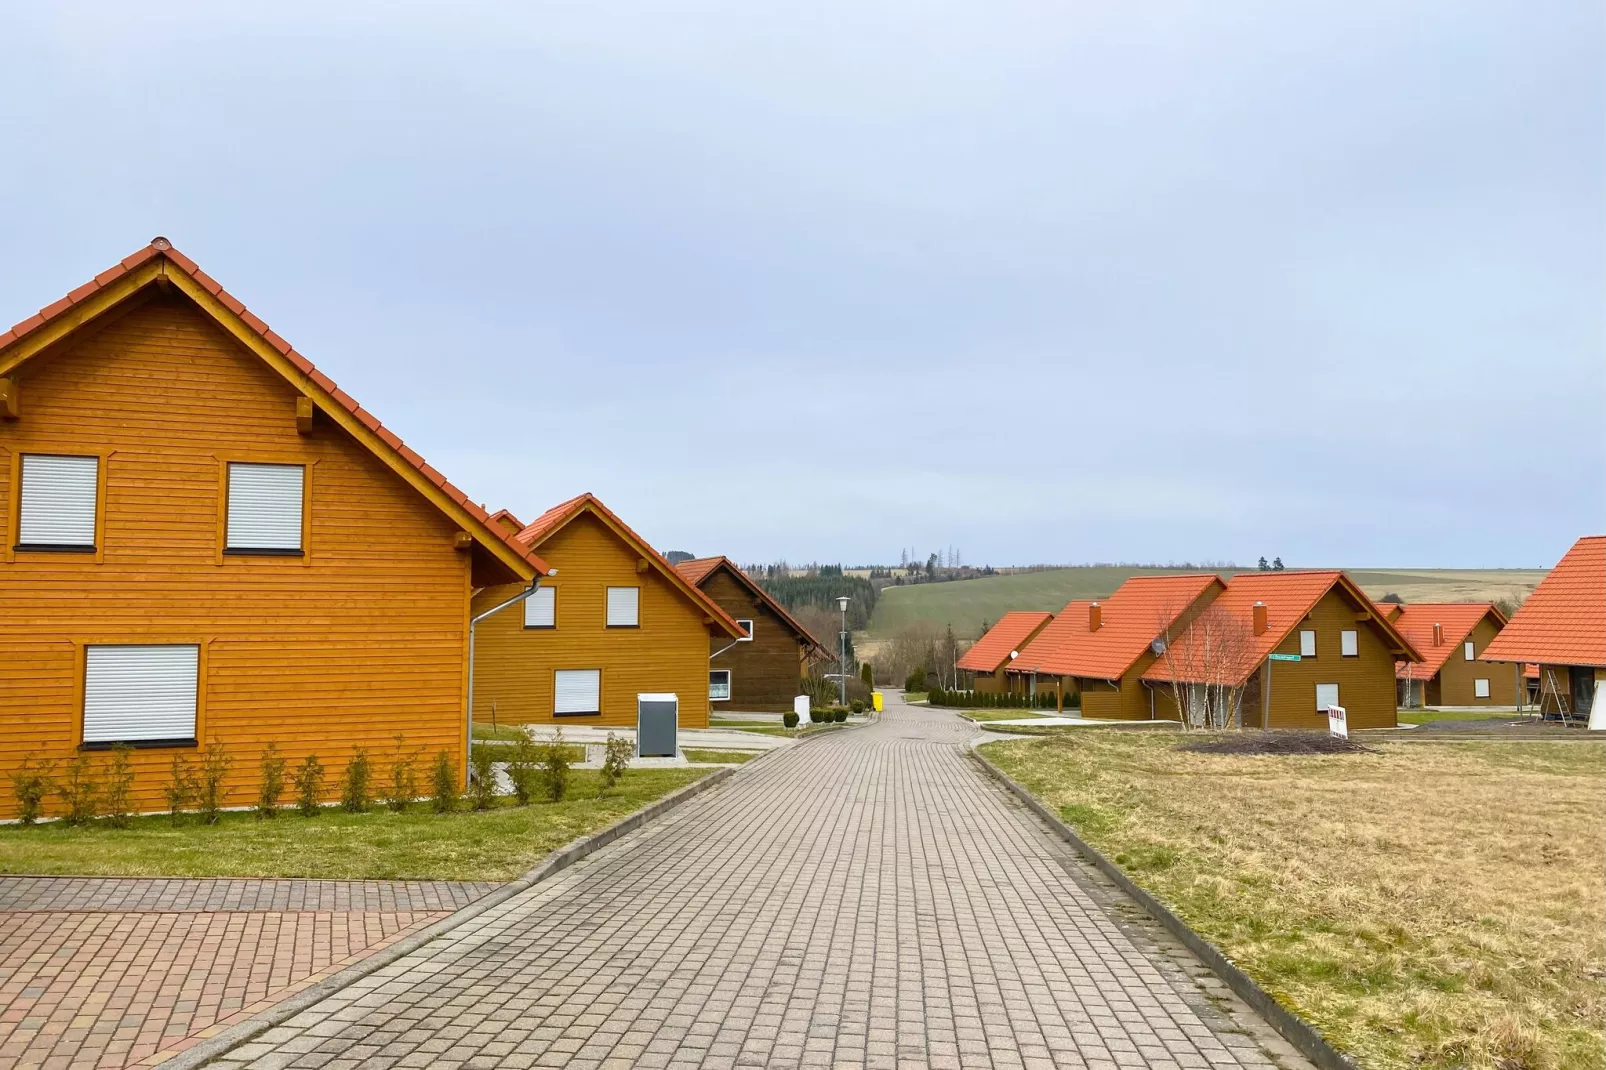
[1433,622,1443,646]
[1252,601,1268,636]
[1089,602,1102,632]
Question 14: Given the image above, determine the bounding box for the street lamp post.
[836,596,851,707]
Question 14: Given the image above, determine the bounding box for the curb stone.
[156,765,737,1069]
[966,739,1359,1070]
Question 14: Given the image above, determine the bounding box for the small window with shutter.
[83,644,199,746]
[1464,641,1475,661]
[1340,630,1358,657]
[554,669,601,715]
[1299,630,1317,658]
[1474,678,1490,698]
[1315,682,1340,711]
[523,586,556,628]
[226,463,304,553]
[606,587,640,627]
[17,454,99,551]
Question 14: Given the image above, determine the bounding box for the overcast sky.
[3,2,1601,569]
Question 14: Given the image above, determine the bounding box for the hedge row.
[927,687,1074,710]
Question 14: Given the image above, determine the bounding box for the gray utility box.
[636,693,679,758]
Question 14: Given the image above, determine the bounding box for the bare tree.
[1156,603,1257,730]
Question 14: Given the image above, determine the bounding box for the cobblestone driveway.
[207,696,1310,1070]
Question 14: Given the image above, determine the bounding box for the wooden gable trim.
[0,260,165,378]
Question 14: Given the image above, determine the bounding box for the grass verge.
[0,768,709,882]
[980,731,1605,1070]
[682,749,757,765]
[959,708,1064,723]
[1395,710,1525,725]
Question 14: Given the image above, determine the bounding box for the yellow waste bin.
[871,691,884,713]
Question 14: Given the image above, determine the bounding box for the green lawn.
[0,768,709,882]
[681,749,758,764]
[471,740,587,763]
[1395,709,1524,725]
[471,722,530,742]
[981,732,1605,1070]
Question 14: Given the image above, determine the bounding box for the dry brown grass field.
[981,731,1605,1070]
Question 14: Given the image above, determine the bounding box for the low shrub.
[294,754,325,817]
[468,745,498,811]
[850,699,865,715]
[56,755,101,826]
[505,736,539,806]
[103,745,136,829]
[341,747,372,813]
[430,750,458,813]
[384,735,418,813]
[257,743,286,819]
[600,732,631,793]
[833,707,849,723]
[165,753,196,826]
[782,711,799,729]
[542,730,570,802]
[9,755,53,826]
[904,668,927,693]
[809,708,824,724]
[198,741,232,825]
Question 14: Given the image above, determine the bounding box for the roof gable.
[1480,536,1606,667]
[674,556,832,655]
[1012,574,1225,679]
[1390,603,1506,679]
[515,495,745,640]
[0,238,546,581]
[957,611,1055,673]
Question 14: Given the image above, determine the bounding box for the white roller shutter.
[554,670,601,715]
[606,586,639,627]
[19,454,99,547]
[524,586,556,627]
[226,463,304,551]
[1340,630,1358,657]
[84,645,200,743]
[1315,682,1340,711]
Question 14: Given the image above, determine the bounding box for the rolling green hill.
[867,566,1548,641]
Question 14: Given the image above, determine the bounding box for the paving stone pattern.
[209,697,1311,1070]
[0,880,494,1069]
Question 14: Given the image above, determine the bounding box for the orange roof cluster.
[1389,603,1506,679]
[1013,574,1225,679]
[1481,536,1606,667]
[673,556,832,656]
[957,611,1054,673]
[1140,571,1421,686]
[0,239,547,576]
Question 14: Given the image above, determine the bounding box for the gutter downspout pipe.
[466,570,553,790]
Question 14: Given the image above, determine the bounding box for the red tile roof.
[0,238,547,578]
[1140,571,1421,686]
[1480,536,1606,667]
[673,556,832,656]
[1389,603,1507,680]
[956,611,1055,673]
[1013,574,1225,679]
[511,494,746,640]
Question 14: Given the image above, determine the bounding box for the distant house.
[1480,536,1605,720]
[956,611,1055,695]
[0,239,547,817]
[674,556,832,712]
[470,494,746,729]
[1388,603,1518,708]
[1011,575,1225,718]
[1141,571,1421,731]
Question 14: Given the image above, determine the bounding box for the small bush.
[197,741,233,825]
[834,707,849,723]
[782,711,799,729]
[341,747,372,813]
[850,699,865,715]
[904,668,927,692]
[165,753,196,826]
[384,734,418,813]
[56,755,101,826]
[430,750,457,813]
[506,735,539,806]
[293,754,325,817]
[257,742,286,819]
[468,745,498,811]
[542,730,570,802]
[103,744,136,829]
[10,755,54,826]
[809,708,825,724]
[600,732,631,793]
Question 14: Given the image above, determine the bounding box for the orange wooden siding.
[1252,589,1399,731]
[470,512,718,729]
[1431,616,1522,706]
[0,295,479,818]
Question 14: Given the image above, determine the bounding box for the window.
[1340,630,1358,657]
[554,669,601,715]
[1474,678,1490,699]
[1299,630,1316,657]
[736,619,754,641]
[710,670,731,701]
[18,454,98,550]
[606,586,639,627]
[523,586,556,628]
[226,463,304,553]
[1315,683,1340,711]
[1464,641,1476,662]
[83,644,199,746]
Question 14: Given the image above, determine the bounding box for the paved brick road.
[0,879,495,1069]
[206,696,1310,1070]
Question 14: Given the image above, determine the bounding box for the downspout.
[466,569,553,790]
